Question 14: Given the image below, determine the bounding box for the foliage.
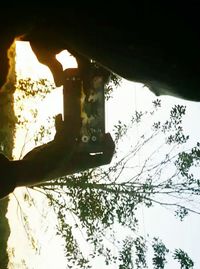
[15,78,55,126]
[105,73,122,100]
[13,76,199,269]
[173,249,194,269]
[89,60,122,101]
[0,84,17,157]
[13,78,56,158]
[152,238,169,269]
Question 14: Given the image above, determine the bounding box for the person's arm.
[14,132,115,187]
[0,115,115,199]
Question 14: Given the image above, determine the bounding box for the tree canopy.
[7,77,200,269]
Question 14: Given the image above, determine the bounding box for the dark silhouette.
[1,3,200,198]
[0,3,200,100]
[0,115,115,199]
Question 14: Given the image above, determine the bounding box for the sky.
[5,41,200,269]
[106,80,200,269]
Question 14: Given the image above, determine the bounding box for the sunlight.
[15,41,54,81]
[8,41,79,269]
[13,41,78,159]
[7,40,200,269]
[55,49,78,70]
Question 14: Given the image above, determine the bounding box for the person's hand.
[100,132,115,163]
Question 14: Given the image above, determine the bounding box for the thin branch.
[145,196,200,215]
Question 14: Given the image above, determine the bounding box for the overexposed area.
[6,41,200,269]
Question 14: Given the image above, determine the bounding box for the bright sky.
[106,80,200,269]
[6,41,200,269]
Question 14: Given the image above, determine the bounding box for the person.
[0,114,115,200]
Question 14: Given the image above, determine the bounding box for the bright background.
[6,41,200,268]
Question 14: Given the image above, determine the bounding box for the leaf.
[173,249,194,269]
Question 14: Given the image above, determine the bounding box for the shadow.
[0,43,17,269]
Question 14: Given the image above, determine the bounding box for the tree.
[10,77,199,269]
[0,41,17,269]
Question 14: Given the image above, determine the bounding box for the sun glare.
[56,49,78,70]
[15,41,54,81]
[7,41,83,268]
[13,41,77,159]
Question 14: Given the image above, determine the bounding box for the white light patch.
[56,50,78,70]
